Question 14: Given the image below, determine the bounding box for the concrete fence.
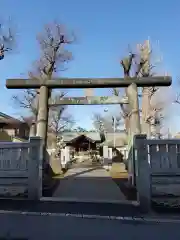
[0,137,43,200]
[130,135,180,212]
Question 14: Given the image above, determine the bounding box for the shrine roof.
[61,130,128,145]
[61,132,101,142]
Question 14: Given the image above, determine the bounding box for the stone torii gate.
[6,76,172,158]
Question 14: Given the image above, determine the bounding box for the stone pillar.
[134,134,151,213]
[28,137,43,200]
[29,121,36,137]
[108,147,113,170]
[103,145,112,170]
[61,148,70,169]
[126,83,141,187]
[65,146,70,164]
[36,86,49,166]
[36,86,49,148]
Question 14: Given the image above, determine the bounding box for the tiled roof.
[100,131,128,147]
[105,131,128,143]
[61,131,128,145]
[61,132,101,142]
[0,112,24,125]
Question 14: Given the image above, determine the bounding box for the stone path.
[53,158,126,202]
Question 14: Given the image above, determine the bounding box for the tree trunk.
[141,87,151,137]
[127,83,141,135]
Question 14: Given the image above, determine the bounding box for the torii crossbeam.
[6,76,172,89]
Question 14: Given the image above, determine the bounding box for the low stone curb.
[0,210,180,224]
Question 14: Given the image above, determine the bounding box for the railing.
[0,137,43,200]
[133,135,180,212]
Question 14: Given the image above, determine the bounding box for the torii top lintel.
[6,76,172,89]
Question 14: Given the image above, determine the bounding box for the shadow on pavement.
[43,166,105,197]
[64,166,102,179]
[42,161,61,197]
[43,178,61,197]
[52,174,131,203]
[112,178,137,201]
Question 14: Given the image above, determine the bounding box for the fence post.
[29,121,36,137]
[127,138,135,187]
[134,134,151,213]
[65,146,70,164]
[28,137,43,200]
[103,145,109,169]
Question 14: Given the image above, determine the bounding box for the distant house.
[104,131,128,147]
[100,131,128,159]
[0,112,30,141]
[174,132,180,139]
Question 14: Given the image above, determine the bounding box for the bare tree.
[113,48,143,133]
[146,99,164,138]
[92,113,123,133]
[137,40,169,138]
[0,18,15,60]
[174,80,180,105]
[13,21,75,127]
[73,127,87,132]
[13,89,38,118]
[92,113,104,132]
[49,105,75,135]
[113,40,166,138]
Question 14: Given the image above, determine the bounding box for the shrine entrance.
[6,76,172,204]
[6,76,172,152]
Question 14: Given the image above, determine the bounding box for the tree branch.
[12,21,75,131]
[0,18,16,60]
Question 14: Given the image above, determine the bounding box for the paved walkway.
[53,159,126,202]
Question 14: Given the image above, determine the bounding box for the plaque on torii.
[49,96,129,106]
